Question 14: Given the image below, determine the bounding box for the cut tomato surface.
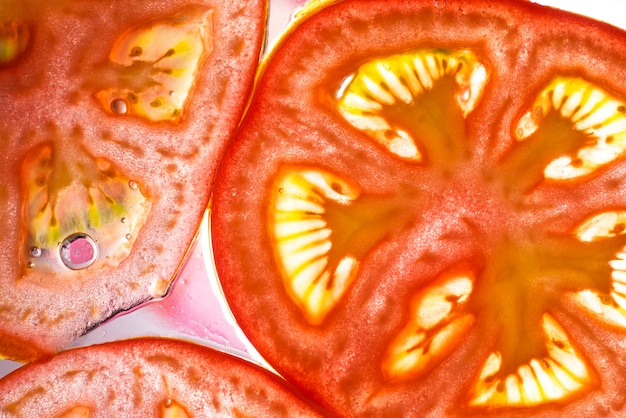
[0,337,326,417]
[211,0,626,415]
[0,0,266,361]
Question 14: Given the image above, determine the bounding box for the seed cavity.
[20,130,151,277]
[514,76,626,179]
[336,49,488,162]
[469,314,593,407]
[382,272,475,382]
[94,8,215,122]
[269,168,361,325]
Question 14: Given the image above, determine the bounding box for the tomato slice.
[0,0,266,361]
[212,0,626,415]
[0,338,325,416]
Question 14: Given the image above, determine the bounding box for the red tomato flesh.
[0,338,326,417]
[212,0,626,415]
[0,0,266,361]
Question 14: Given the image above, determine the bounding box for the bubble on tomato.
[336,49,488,163]
[89,7,214,123]
[0,21,29,66]
[110,98,128,115]
[20,127,151,277]
[59,233,98,270]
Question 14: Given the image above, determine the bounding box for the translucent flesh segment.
[514,76,626,179]
[94,8,214,122]
[336,49,488,163]
[55,406,91,418]
[270,169,362,325]
[571,212,626,327]
[469,314,593,407]
[161,399,191,418]
[0,20,29,65]
[575,211,626,243]
[20,133,151,276]
[270,167,412,325]
[381,274,475,381]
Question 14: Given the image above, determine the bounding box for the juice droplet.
[59,233,99,270]
[29,246,42,258]
[110,98,128,114]
[128,180,138,190]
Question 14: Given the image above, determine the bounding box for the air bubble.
[130,46,143,57]
[125,233,132,240]
[29,246,42,258]
[110,98,128,115]
[59,233,98,270]
[128,180,138,190]
[433,0,446,9]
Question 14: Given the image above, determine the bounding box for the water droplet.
[121,217,127,223]
[278,188,284,193]
[27,261,35,268]
[433,0,446,9]
[110,98,128,115]
[128,180,138,190]
[130,46,143,57]
[125,233,132,240]
[29,246,42,258]
[164,398,173,407]
[60,233,98,270]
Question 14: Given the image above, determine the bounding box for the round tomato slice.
[0,0,266,361]
[0,338,326,417]
[212,0,626,415]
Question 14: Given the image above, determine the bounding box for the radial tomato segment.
[510,76,626,183]
[336,49,488,163]
[270,166,414,325]
[212,0,626,416]
[469,314,593,407]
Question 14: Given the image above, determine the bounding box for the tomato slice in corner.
[212,0,626,416]
[0,338,326,416]
[0,0,266,362]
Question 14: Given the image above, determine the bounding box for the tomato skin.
[0,0,266,361]
[0,338,327,417]
[212,0,626,416]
